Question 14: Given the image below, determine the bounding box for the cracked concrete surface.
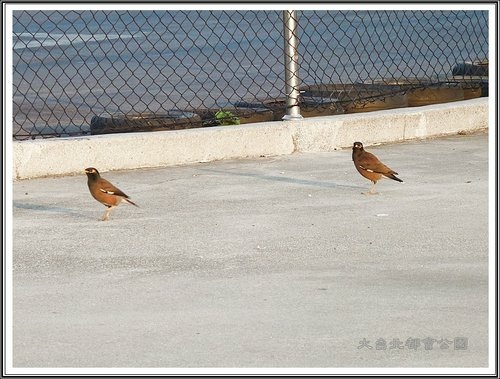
[11,132,490,373]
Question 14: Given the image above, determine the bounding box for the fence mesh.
[12,10,488,140]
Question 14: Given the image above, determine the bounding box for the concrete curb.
[13,98,488,180]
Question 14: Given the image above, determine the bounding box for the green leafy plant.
[215,110,240,126]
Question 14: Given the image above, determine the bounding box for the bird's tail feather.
[124,198,139,207]
[386,173,403,182]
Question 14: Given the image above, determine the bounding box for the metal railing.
[12,10,488,139]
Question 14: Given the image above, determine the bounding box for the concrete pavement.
[11,132,490,373]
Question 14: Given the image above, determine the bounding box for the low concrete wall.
[13,98,488,179]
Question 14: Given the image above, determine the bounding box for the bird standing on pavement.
[84,167,138,221]
[352,142,403,194]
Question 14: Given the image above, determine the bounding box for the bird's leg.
[100,206,115,221]
[363,181,379,195]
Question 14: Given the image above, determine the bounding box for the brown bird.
[352,142,403,194]
[84,167,138,221]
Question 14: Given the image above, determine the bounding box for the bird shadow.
[196,168,364,190]
[13,201,87,218]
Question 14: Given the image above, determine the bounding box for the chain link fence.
[12,10,488,140]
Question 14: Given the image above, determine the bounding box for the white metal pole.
[282,10,303,120]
